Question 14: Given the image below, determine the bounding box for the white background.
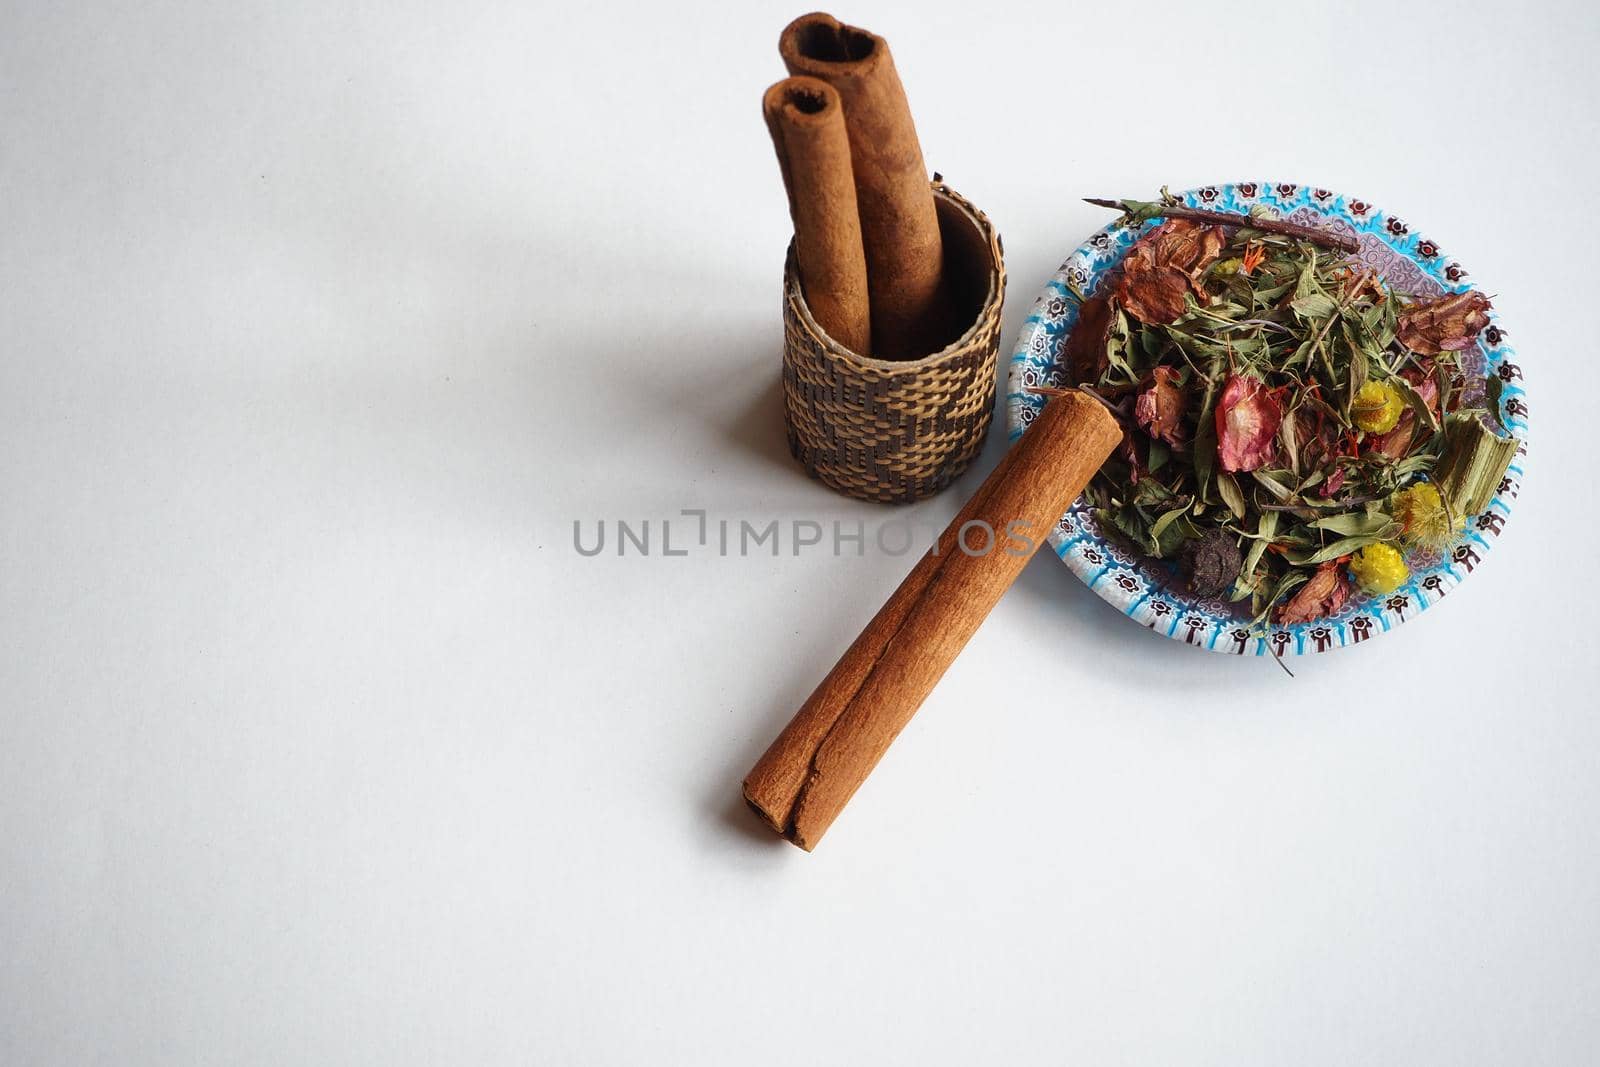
[3,1,1598,1063]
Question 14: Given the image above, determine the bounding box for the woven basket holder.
[781,181,1005,504]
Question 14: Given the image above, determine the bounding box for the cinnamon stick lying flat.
[780,12,945,358]
[763,77,872,356]
[743,392,1122,849]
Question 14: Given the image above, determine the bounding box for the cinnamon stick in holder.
[743,393,1123,849]
[762,77,873,356]
[780,12,945,358]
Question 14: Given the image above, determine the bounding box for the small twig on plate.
[1085,197,1361,255]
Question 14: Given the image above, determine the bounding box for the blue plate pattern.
[1005,182,1527,655]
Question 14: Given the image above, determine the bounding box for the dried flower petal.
[1391,482,1463,551]
[1352,381,1404,434]
[1148,219,1228,278]
[1396,290,1492,356]
[1317,466,1347,498]
[1134,366,1187,445]
[1215,374,1283,473]
[1113,265,1190,324]
[1116,429,1146,485]
[1274,562,1350,624]
[1062,292,1113,384]
[1111,219,1227,325]
[1241,243,1266,276]
[1348,543,1409,594]
[1341,268,1387,303]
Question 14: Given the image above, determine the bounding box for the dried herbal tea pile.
[1049,192,1518,626]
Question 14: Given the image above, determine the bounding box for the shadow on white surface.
[718,369,793,476]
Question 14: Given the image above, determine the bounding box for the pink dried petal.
[1317,467,1347,498]
[1215,374,1283,473]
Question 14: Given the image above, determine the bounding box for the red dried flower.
[1215,374,1283,473]
[1134,366,1187,445]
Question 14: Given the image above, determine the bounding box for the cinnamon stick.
[743,392,1122,849]
[780,12,945,358]
[763,77,873,356]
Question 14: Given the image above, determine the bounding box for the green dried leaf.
[1306,512,1398,538]
[1291,293,1339,320]
[1099,506,1147,552]
[1149,505,1195,558]
[1137,327,1163,364]
[1148,437,1170,474]
[1392,374,1441,436]
[1484,372,1505,430]
[1106,309,1137,382]
[1280,408,1300,478]
[1149,503,1188,542]
[1217,472,1247,520]
[1250,469,1297,503]
[1240,510,1278,584]
[1283,532,1391,566]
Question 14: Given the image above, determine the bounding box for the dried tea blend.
[1044,191,1519,626]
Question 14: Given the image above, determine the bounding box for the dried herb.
[1396,291,1493,355]
[1276,562,1350,624]
[1063,292,1114,383]
[1434,411,1520,517]
[1064,191,1518,625]
[1135,366,1187,445]
[1084,196,1361,253]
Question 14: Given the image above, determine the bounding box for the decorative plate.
[1005,182,1528,655]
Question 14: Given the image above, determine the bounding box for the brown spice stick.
[763,77,872,356]
[1084,197,1361,254]
[781,12,945,359]
[743,392,1122,849]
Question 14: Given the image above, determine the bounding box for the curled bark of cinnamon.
[781,13,947,358]
[763,77,872,355]
[743,392,1122,849]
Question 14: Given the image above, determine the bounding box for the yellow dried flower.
[1352,380,1404,434]
[1348,542,1409,594]
[1391,482,1464,551]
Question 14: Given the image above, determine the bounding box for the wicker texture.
[781,183,1004,503]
